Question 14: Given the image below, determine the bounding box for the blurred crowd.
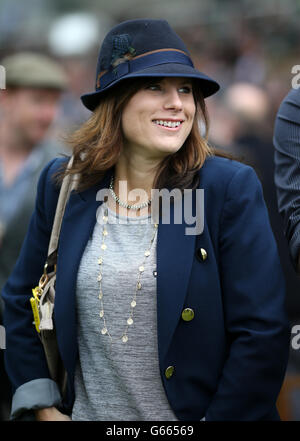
[1,0,300,421]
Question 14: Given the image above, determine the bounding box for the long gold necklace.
[97,203,158,344]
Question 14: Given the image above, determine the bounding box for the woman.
[2,19,289,421]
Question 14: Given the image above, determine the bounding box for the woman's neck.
[114,150,161,197]
[108,150,160,218]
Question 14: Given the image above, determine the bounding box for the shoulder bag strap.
[47,155,79,260]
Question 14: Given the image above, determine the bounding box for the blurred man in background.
[273,86,300,420]
[0,51,67,420]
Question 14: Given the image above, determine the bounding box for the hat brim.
[81,63,220,111]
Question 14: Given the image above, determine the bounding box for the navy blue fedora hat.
[81,18,220,111]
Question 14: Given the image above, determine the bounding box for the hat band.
[96,49,194,90]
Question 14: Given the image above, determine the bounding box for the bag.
[30,156,79,399]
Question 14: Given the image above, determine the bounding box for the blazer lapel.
[156,195,197,365]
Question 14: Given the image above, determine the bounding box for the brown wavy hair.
[56,77,231,192]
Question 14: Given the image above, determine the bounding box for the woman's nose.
[163,88,183,111]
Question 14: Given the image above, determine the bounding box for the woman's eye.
[147,84,161,91]
[179,86,192,93]
[146,84,192,93]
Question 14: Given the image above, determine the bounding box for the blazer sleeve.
[2,158,64,404]
[274,87,300,269]
[205,165,290,421]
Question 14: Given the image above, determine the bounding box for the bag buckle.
[38,263,50,289]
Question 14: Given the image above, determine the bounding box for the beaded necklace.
[97,200,158,344]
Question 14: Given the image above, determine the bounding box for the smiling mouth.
[152,119,184,129]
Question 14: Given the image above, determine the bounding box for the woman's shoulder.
[202,154,245,170]
[46,155,70,178]
[39,155,70,190]
[199,154,256,187]
[36,156,70,209]
[198,154,264,217]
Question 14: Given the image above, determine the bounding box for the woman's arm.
[205,165,290,420]
[2,157,68,419]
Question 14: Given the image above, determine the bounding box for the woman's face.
[121,77,196,160]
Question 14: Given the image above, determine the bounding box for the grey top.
[71,202,177,421]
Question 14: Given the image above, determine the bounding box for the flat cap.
[2,52,67,90]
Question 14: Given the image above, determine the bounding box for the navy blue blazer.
[2,155,290,421]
